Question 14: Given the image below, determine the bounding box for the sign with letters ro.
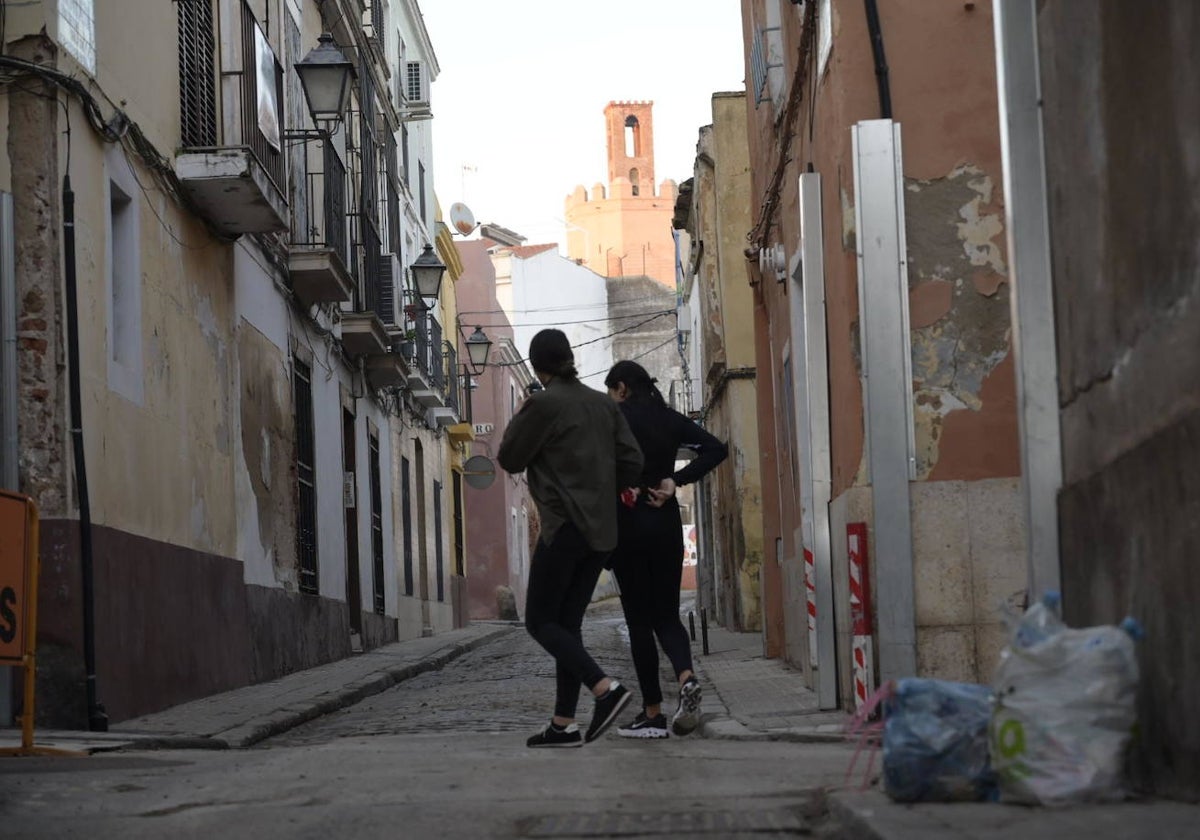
[0,490,32,664]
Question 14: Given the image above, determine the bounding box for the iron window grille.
[293,358,318,595]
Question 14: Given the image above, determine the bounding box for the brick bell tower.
[604,101,655,197]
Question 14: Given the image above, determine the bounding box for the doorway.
[342,408,363,643]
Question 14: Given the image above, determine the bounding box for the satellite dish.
[462,454,496,489]
[450,202,477,236]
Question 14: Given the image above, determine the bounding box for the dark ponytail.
[604,360,667,406]
[528,329,579,380]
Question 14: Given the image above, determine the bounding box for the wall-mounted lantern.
[411,243,446,307]
[294,33,355,135]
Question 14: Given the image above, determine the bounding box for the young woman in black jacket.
[604,360,728,738]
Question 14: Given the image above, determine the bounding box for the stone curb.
[120,625,516,751]
[826,792,891,840]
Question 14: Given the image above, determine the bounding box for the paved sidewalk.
[690,619,851,742]
[1,622,514,753]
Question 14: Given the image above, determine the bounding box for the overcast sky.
[419,1,746,249]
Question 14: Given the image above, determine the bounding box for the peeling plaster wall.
[741,0,1024,687]
[1039,0,1200,800]
[905,165,1020,481]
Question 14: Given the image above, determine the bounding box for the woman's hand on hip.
[646,478,676,508]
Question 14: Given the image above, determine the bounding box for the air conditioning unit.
[378,252,403,327]
[405,61,429,106]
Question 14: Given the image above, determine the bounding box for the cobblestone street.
[2,599,858,839]
[272,600,635,744]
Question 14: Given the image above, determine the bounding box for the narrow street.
[1,601,857,839]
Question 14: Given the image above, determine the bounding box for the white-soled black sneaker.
[617,711,669,739]
[671,677,702,736]
[584,681,632,743]
[527,721,582,748]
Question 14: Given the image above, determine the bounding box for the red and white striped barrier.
[848,523,874,711]
[804,547,818,666]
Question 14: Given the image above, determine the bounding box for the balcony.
[341,221,389,358]
[428,342,461,428]
[176,149,288,235]
[404,308,445,408]
[289,141,354,306]
[176,2,288,235]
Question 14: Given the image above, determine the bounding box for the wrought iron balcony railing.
[292,140,348,268]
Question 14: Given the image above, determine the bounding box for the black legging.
[524,521,610,719]
[611,498,692,708]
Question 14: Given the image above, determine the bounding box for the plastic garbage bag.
[882,678,996,802]
[990,592,1141,805]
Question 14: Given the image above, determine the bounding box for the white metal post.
[853,119,917,681]
[994,1,1062,600]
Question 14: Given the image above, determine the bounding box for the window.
[107,178,140,393]
[630,167,640,197]
[405,61,428,104]
[105,147,142,403]
[401,455,414,596]
[59,0,95,74]
[178,0,216,147]
[294,359,319,594]
[369,431,385,614]
[401,125,410,187]
[418,162,427,224]
[623,115,639,156]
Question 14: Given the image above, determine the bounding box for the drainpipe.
[863,0,894,119]
[62,176,107,731]
[1,193,16,725]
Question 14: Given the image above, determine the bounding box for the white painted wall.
[502,249,613,390]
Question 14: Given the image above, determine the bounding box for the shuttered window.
[178,0,217,147]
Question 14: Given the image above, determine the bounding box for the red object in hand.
[620,488,638,508]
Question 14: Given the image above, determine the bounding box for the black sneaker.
[584,681,632,743]
[617,711,669,739]
[526,721,582,748]
[671,677,702,736]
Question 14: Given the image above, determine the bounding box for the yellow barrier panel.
[0,491,83,757]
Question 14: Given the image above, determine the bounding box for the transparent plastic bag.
[882,678,996,802]
[990,592,1141,805]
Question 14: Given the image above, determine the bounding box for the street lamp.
[411,243,446,308]
[294,33,355,135]
[464,326,493,374]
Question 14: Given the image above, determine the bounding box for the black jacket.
[617,398,728,490]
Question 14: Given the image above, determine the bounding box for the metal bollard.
[700,608,710,655]
[688,611,696,641]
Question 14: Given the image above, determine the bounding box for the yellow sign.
[0,490,32,665]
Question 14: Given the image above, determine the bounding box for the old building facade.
[0,0,470,726]
[737,0,1025,709]
[674,93,765,637]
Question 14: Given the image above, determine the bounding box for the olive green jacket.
[497,377,643,552]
